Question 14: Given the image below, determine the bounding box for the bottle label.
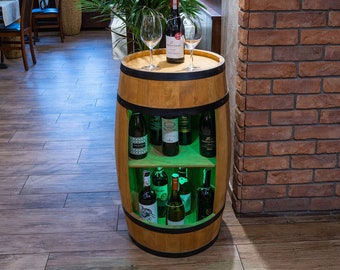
[179,116,191,133]
[129,135,148,155]
[167,218,184,226]
[152,184,168,201]
[139,202,157,223]
[180,193,191,213]
[166,35,184,59]
[200,135,216,151]
[162,118,178,143]
[150,116,161,131]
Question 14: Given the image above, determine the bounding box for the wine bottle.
[166,173,185,225]
[129,112,148,159]
[179,115,192,145]
[151,167,168,223]
[165,0,184,63]
[196,169,214,221]
[199,110,216,157]
[139,170,158,223]
[149,115,162,145]
[178,167,192,215]
[162,116,179,156]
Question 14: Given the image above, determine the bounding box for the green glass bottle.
[178,167,192,215]
[196,169,214,221]
[138,170,157,223]
[151,167,168,223]
[166,173,185,226]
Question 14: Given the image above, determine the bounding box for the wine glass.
[181,15,202,71]
[140,14,163,71]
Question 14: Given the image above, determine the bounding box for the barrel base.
[130,232,219,258]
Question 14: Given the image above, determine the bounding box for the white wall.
[221,0,239,186]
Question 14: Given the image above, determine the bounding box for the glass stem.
[149,48,153,67]
[190,49,194,68]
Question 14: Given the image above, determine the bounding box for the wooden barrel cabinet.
[115,49,231,257]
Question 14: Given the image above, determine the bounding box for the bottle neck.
[171,0,179,10]
[171,174,180,197]
[203,169,211,187]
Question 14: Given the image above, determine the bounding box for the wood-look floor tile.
[0,194,67,210]
[0,207,117,234]
[0,231,134,254]
[65,191,121,208]
[0,254,49,270]
[45,245,243,270]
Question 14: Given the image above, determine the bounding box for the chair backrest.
[21,0,35,30]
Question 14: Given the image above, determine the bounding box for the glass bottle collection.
[128,112,216,159]
[138,167,215,225]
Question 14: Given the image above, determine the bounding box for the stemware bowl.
[181,15,202,71]
[140,14,163,71]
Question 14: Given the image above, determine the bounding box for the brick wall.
[232,0,340,215]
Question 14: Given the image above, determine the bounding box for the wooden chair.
[0,0,36,71]
[32,0,64,44]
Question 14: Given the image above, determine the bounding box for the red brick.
[301,29,340,44]
[295,125,340,140]
[315,169,340,182]
[241,185,287,199]
[302,0,340,10]
[311,197,340,211]
[320,109,340,124]
[274,46,323,61]
[250,0,300,11]
[234,139,244,156]
[239,0,249,11]
[329,11,340,26]
[238,44,248,61]
[236,91,246,111]
[299,61,340,77]
[247,80,271,95]
[242,171,266,185]
[325,46,340,60]
[234,152,244,171]
[265,198,310,212]
[248,30,298,45]
[247,95,294,110]
[244,142,268,156]
[245,111,269,126]
[241,200,264,213]
[248,63,296,79]
[245,126,292,141]
[248,47,272,61]
[324,78,340,93]
[237,76,247,95]
[289,183,334,197]
[271,110,318,125]
[238,59,247,79]
[317,140,340,154]
[273,78,321,94]
[277,12,326,28]
[291,154,337,169]
[268,170,313,184]
[238,10,249,28]
[235,123,245,142]
[249,12,275,28]
[238,27,248,44]
[337,184,340,196]
[244,156,290,171]
[235,108,245,127]
[270,141,315,155]
[296,94,340,109]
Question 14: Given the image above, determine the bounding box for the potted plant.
[80,0,205,55]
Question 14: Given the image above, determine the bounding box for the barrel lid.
[120,49,225,81]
